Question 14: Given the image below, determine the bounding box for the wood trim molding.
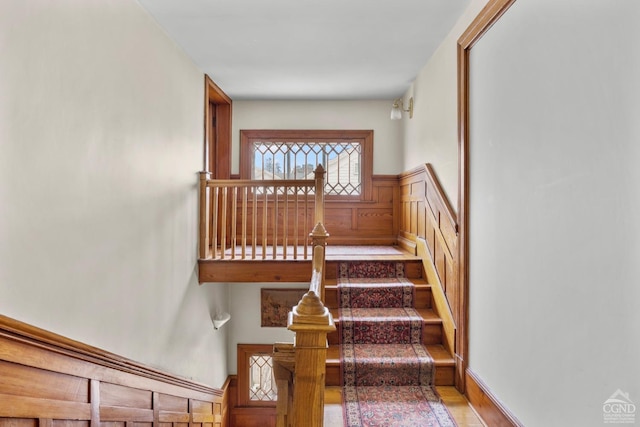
[0,314,224,425]
[456,0,517,393]
[236,344,277,408]
[205,74,232,178]
[398,164,460,383]
[458,0,517,50]
[425,164,457,229]
[466,370,524,427]
[0,314,221,397]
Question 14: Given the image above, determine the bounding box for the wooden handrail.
[273,243,334,427]
[198,165,326,261]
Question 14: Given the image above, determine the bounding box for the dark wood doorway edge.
[204,75,232,178]
[456,0,517,392]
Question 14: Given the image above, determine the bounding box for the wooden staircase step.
[324,279,432,309]
[426,344,456,386]
[325,259,424,280]
[325,344,455,387]
[327,307,443,345]
[322,251,454,389]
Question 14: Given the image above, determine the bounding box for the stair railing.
[199,165,326,261]
[273,243,335,427]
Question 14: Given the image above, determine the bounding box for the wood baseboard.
[465,369,524,427]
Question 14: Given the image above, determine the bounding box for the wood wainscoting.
[324,175,399,246]
[0,315,226,427]
[398,164,463,387]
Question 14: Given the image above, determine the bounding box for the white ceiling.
[137,0,471,100]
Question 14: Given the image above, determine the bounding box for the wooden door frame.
[204,75,232,178]
[456,0,517,392]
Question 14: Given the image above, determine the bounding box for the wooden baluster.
[273,185,278,260]
[231,186,237,259]
[252,188,257,260]
[221,187,227,260]
[293,186,299,260]
[241,186,248,259]
[212,187,219,259]
[198,172,211,259]
[304,185,309,259]
[262,186,268,260]
[313,165,325,227]
[283,185,288,260]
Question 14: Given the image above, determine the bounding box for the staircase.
[323,249,455,387]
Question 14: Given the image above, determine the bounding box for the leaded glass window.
[252,141,361,196]
[240,130,373,201]
[249,353,277,401]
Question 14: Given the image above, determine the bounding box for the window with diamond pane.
[240,130,373,201]
[252,141,361,196]
[249,353,277,401]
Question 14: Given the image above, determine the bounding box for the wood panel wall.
[324,175,399,246]
[398,164,463,386]
[224,175,399,247]
[0,315,226,427]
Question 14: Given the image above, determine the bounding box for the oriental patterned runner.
[338,263,456,427]
[342,385,456,427]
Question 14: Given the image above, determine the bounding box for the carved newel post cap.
[295,291,325,316]
[288,291,336,331]
[309,222,329,239]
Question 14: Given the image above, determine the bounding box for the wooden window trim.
[237,344,276,407]
[239,129,374,201]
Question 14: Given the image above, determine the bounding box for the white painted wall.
[401,0,489,211]
[226,282,302,374]
[0,0,228,387]
[232,100,402,175]
[468,1,640,425]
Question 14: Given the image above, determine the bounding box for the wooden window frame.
[239,129,374,201]
[237,344,277,408]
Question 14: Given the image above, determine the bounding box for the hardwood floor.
[323,386,485,426]
[437,386,487,426]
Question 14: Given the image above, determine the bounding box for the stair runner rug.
[338,268,456,427]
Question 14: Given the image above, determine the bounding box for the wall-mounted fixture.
[212,312,231,330]
[390,97,414,120]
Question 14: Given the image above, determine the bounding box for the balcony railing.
[199,165,325,261]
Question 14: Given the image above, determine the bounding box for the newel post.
[287,291,335,427]
[198,171,211,259]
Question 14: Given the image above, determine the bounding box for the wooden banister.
[198,165,326,261]
[309,225,329,302]
[273,243,334,427]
